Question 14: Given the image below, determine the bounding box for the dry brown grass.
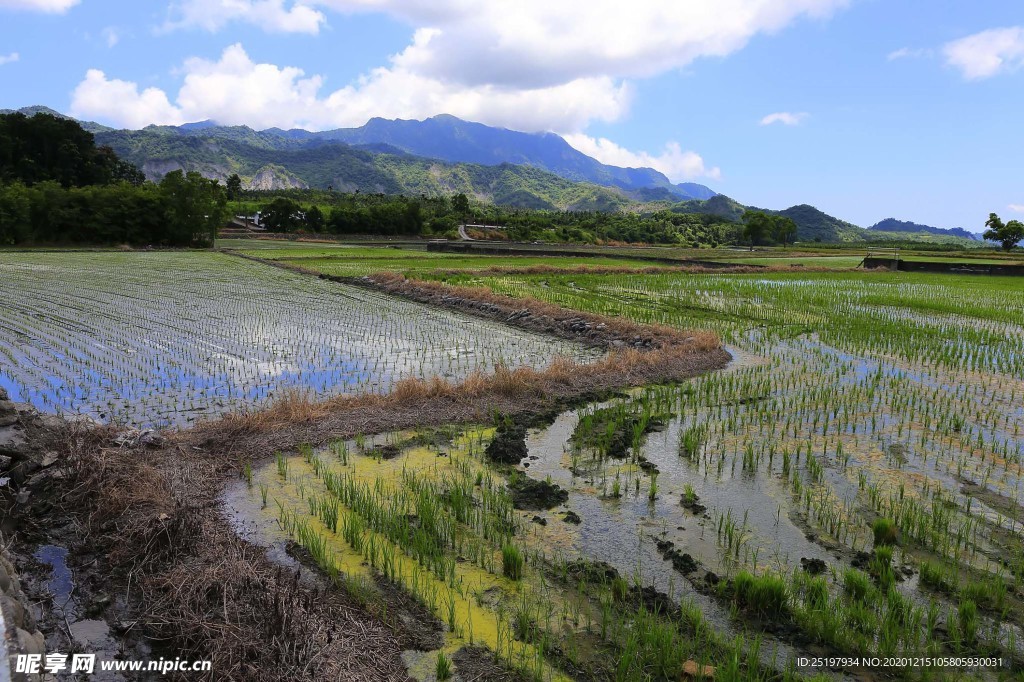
[188,345,727,457]
[55,421,409,682]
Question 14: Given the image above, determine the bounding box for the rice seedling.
[679,424,708,459]
[731,571,789,617]
[958,598,979,645]
[502,544,524,581]
[872,518,898,546]
[435,651,452,681]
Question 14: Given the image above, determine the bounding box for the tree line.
[0,113,226,246]
[234,189,746,247]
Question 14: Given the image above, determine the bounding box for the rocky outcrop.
[140,159,185,182]
[246,165,308,191]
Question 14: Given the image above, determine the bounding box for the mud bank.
[345,272,711,352]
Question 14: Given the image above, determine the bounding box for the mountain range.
[263,114,717,201]
[0,106,983,244]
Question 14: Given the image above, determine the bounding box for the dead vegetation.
[44,422,411,682]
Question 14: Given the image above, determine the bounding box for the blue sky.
[0,0,1021,230]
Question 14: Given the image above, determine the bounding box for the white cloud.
[71,69,185,129]
[564,134,720,182]
[1009,204,1024,213]
[0,52,18,65]
[313,0,850,89]
[69,43,632,133]
[943,26,1024,80]
[163,0,325,34]
[0,0,78,11]
[162,0,852,85]
[759,111,808,126]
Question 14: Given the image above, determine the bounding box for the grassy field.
[704,255,867,267]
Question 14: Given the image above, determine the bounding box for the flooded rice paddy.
[7,248,1022,679]
[0,252,598,428]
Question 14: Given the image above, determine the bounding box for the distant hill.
[668,197,861,242]
[868,217,978,241]
[773,204,864,242]
[668,198,982,245]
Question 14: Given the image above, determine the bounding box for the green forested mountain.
[95,127,637,211]
[91,113,718,199]
[290,114,717,200]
